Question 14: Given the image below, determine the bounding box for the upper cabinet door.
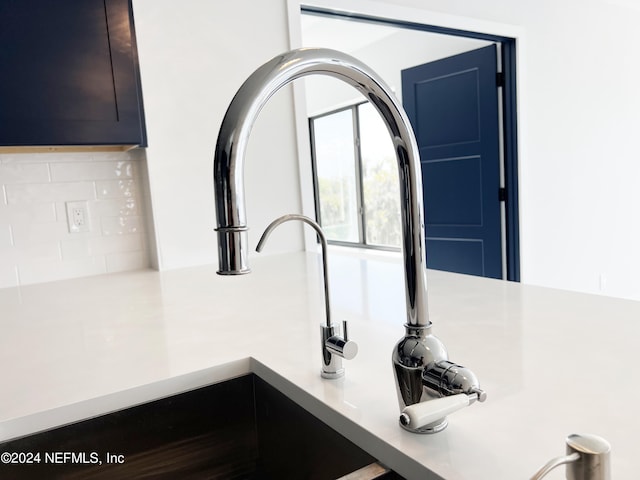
[0,0,147,148]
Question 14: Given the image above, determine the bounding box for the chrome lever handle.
[399,393,474,431]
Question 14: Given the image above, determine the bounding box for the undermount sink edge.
[0,357,434,480]
[0,358,253,445]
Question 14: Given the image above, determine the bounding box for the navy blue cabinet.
[0,0,147,148]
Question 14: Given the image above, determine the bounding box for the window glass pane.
[313,109,359,243]
[359,103,401,248]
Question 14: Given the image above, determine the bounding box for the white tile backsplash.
[0,242,61,264]
[105,250,148,273]
[0,150,151,289]
[95,179,138,199]
[60,237,91,260]
[89,234,143,255]
[92,197,139,217]
[50,161,134,182]
[0,265,18,288]
[0,225,13,248]
[18,256,108,286]
[11,221,72,246]
[0,203,56,224]
[6,181,96,204]
[0,163,50,183]
[100,215,144,236]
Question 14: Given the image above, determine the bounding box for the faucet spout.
[213,47,429,328]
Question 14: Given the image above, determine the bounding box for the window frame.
[309,101,400,252]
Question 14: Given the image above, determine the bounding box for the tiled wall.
[0,149,152,289]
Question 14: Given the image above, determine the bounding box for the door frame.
[287,0,523,282]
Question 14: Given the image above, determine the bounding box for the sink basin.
[0,374,404,479]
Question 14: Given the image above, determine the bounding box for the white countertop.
[1,250,638,479]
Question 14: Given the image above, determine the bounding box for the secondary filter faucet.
[213,47,484,432]
[256,214,358,379]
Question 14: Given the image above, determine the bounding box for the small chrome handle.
[321,320,358,378]
[326,320,358,360]
[530,434,611,480]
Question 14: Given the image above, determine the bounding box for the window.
[310,102,401,249]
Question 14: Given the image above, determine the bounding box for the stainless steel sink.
[0,374,404,479]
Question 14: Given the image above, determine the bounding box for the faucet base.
[392,323,448,407]
[320,323,357,379]
[321,369,345,379]
[399,417,448,434]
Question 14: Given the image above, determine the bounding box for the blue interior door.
[402,44,502,279]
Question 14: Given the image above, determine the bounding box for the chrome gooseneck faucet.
[213,47,485,433]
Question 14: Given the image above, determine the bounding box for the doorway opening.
[298,6,520,281]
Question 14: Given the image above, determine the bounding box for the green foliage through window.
[310,102,401,249]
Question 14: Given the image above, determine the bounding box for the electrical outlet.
[65,201,90,233]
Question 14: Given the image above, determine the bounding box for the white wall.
[132,0,304,271]
[130,0,640,300]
